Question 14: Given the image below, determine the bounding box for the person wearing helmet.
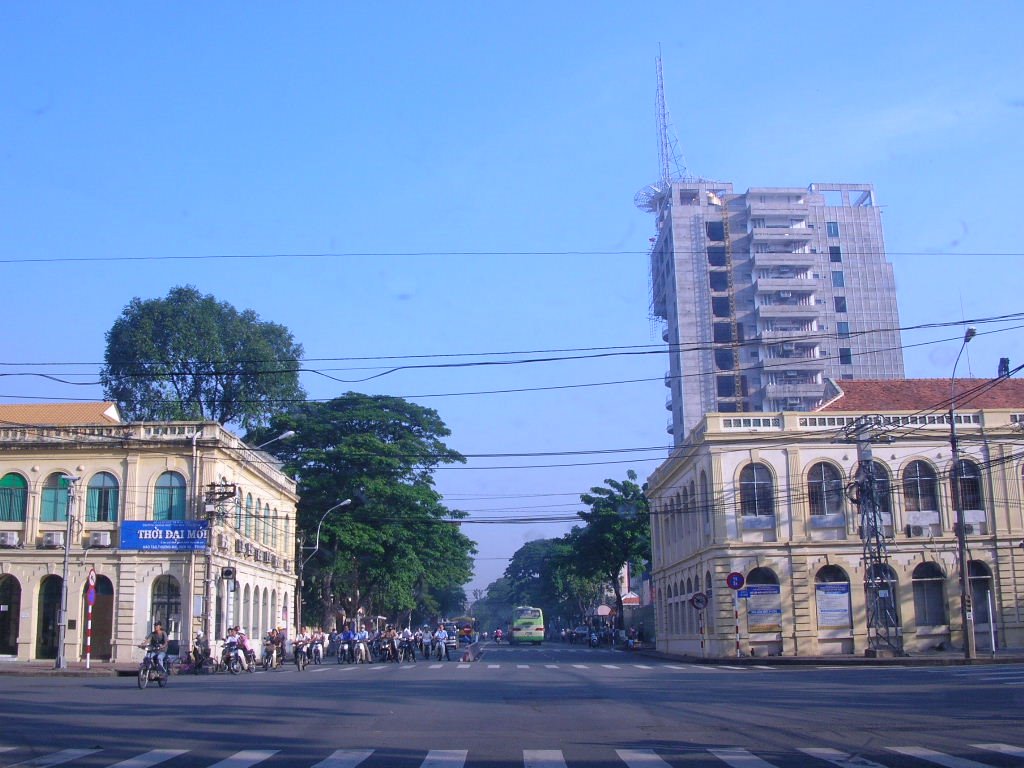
[143,620,169,673]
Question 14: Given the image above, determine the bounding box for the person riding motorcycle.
[494,628,503,644]
[433,624,451,661]
[141,620,169,673]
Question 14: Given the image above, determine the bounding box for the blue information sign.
[120,520,209,551]
[726,572,745,590]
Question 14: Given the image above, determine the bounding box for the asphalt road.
[2,643,1023,768]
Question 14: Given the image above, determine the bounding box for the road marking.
[631,664,653,670]
[429,664,444,669]
[544,664,559,669]
[517,664,531,669]
[616,748,673,766]
[421,750,468,768]
[707,747,778,767]
[487,664,500,669]
[457,664,471,669]
[523,749,567,768]
[571,664,589,669]
[310,749,374,768]
[798,747,889,767]
[107,751,190,768]
[207,751,279,768]
[7,749,103,767]
[602,665,620,669]
[888,746,993,767]
[718,665,748,670]
[974,743,1024,758]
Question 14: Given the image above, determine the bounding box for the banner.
[815,583,852,630]
[119,520,209,551]
[745,584,782,633]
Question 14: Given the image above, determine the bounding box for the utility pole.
[55,475,80,670]
[203,482,236,642]
[950,327,978,660]
[845,416,903,657]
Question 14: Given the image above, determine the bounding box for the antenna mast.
[656,50,686,186]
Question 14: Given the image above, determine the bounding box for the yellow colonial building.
[0,403,298,663]
[647,378,1024,657]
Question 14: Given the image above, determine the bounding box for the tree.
[261,393,475,628]
[101,285,304,431]
[575,470,650,628]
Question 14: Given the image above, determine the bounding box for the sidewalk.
[0,660,132,677]
[630,644,1024,666]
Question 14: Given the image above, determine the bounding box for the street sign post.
[86,568,96,670]
[726,572,745,658]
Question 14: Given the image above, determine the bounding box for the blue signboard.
[120,520,208,551]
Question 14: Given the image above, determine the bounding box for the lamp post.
[55,475,80,670]
[296,499,352,633]
[950,326,977,660]
[255,430,295,450]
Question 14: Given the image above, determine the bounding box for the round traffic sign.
[88,568,96,586]
[87,586,96,606]
[726,572,745,590]
[690,592,709,610]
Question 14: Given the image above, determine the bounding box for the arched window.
[969,561,993,624]
[700,471,710,531]
[151,575,181,635]
[272,508,279,548]
[911,562,947,627]
[86,472,119,522]
[0,473,28,522]
[865,460,892,516]
[808,462,844,516]
[234,491,243,530]
[153,472,186,521]
[903,460,938,512]
[263,503,271,545]
[40,472,71,522]
[245,494,253,538]
[747,567,779,586]
[815,565,852,630]
[254,498,262,543]
[954,459,984,512]
[739,463,774,517]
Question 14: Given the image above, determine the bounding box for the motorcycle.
[398,637,417,663]
[336,639,352,664]
[220,641,244,674]
[309,639,323,665]
[588,632,599,648]
[237,632,257,672]
[137,644,168,689]
[293,640,308,671]
[262,640,281,670]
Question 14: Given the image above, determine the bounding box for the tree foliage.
[260,393,475,628]
[101,285,304,431]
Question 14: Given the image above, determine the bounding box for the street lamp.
[55,475,80,670]
[950,326,977,660]
[296,499,352,632]
[255,430,295,450]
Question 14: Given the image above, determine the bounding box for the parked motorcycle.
[137,644,168,689]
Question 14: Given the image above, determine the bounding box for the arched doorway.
[815,565,853,655]
[36,576,62,659]
[0,575,22,655]
[82,575,114,660]
[151,575,181,639]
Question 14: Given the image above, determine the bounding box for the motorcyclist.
[354,624,370,663]
[191,631,210,670]
[494,628,503,644]
[142,620,169,672]
[235,626,257,669]
[433,624,451,661]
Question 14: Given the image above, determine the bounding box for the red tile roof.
[817,379,1024,412]
[0,402,122,426]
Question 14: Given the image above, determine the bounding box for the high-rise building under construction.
[639,179,905,445]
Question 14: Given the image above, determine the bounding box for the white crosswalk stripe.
[974,742,1024,758]
[522,749,567,768]
[707,747,779,767]
[544,664,559,669]
[602,664,620,669]
[7,748,103,767]
[107,749,189,768]
[571,664,588,669]
[798,747,889,767]
[615,748,673,766]
[421,750,468,768]
[888,746,994,767]
[206,750,279,768]
[309,749,373,768]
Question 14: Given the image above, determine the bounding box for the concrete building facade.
[0,403,298,664]
[644,181,905,446]
[646,378,1024,657]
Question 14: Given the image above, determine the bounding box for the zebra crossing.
[274,661,773,674]
[3,743,1023,768]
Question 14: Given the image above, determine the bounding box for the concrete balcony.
[746,199,807,216]
[666,417,675,435]
[755,277,816,294]
[760,356,827,373]
[665,394,673,411]
[758,328,815,342]
[750,227,815,244]
[752,252,817,269]
[765,382,827,399]
[756,303,822,320]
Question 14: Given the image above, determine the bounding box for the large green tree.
[101,285,304,431]
[575,470,650,627]
[260,393,475,629]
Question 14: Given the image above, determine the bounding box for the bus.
[448,616,477,644]
[509,606,544,645]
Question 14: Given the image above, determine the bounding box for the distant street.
[2,643,1023,767]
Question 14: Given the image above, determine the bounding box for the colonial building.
[646,378,1024,657]
[0,403,298,663]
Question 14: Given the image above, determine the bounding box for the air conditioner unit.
[271,555,279,568]
[284,559,290,573]
[905,525,925,538]
[962,524,975,535]
[235,539,244,554]
[217,533,228,550]
[0,531,19,548]
[42,531,65,549]
[244,543,253,557]
[89,531,111,548]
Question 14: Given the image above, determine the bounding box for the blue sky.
[2,2,1022,595]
